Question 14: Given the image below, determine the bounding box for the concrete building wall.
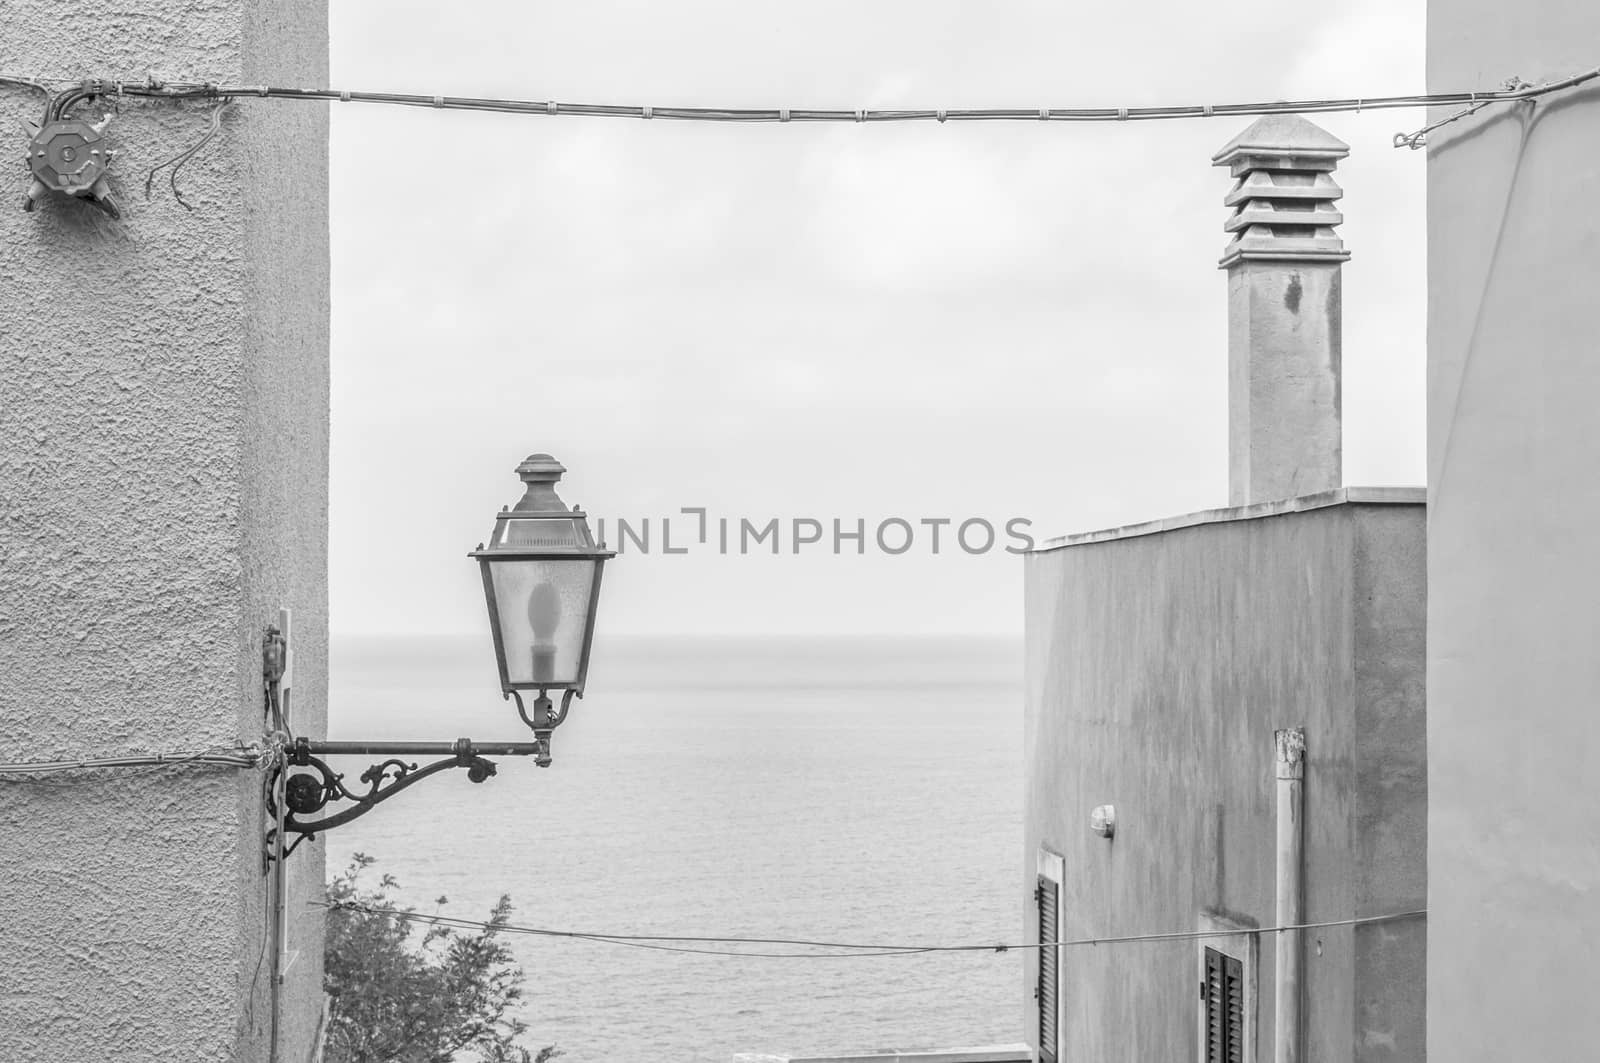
[1022,492,1425,1063]
[0,2,329,1059]
[1426,5,1600,1058]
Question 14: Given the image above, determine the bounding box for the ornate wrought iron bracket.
[265,737,546,860]
[260,621,575,864]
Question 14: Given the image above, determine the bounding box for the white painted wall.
[1427,4,1600,1058]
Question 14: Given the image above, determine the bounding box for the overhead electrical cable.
[0,745,262,777]
[314,899,1426,960]
[3,66,1596,148]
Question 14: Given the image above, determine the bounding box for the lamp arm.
[267,737,547,842]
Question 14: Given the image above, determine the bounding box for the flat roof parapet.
[1031,486,1426,554]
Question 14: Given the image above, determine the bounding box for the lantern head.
[470,454,613,699]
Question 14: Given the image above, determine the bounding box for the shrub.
[323,853,560,1063]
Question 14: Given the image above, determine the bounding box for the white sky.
[329,0,1426,638]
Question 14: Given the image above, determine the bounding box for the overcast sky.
[328,0,1425,639]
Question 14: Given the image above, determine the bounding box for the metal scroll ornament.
[266,738,502,857]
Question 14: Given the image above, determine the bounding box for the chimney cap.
[1211,114,1350,173]
[1215,115,1351,268]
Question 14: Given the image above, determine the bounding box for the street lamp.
[263,452,613,859]
[470,453,614,747]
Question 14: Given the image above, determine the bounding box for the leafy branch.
[323,854,560,1063]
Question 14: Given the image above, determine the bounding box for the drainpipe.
[268,764,288,1063]
[1274,727,1306,1063]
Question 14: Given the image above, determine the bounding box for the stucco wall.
[1426,5,1600,1059]
[0,2,328,1059]
[1022,493,1425,1062]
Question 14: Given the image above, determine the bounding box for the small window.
[1035,849,1063,1063]
[1202,947,1244,1063]
[1195,912,1256,1063]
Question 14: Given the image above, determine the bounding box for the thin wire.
[0,74,53,99]
[144,97,232,211]
[314,899,1425,959]
[317,905,933,959]
[313,900,935,952]
[244,843,275,1034]
[1394,76,1534,149]
[111,749,251,780]
[540,937,931,960]
[0,746,261,777]
[9,66,1596,147]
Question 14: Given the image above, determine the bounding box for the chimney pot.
[1216,115,1348,506]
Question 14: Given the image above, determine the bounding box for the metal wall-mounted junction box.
[23,115,120,218]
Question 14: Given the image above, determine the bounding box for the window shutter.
[1037,875,1059,1063]
[1202,947,1245,1063]
[1224,953,1243,1063]
[1204,947,1224,1063]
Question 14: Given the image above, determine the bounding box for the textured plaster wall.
[0,2,328,1060]
[1427,4,1600,1059]
[1022,497,1425,1063]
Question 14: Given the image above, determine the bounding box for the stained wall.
[1022,491,1426,1062]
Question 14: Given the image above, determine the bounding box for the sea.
[326,634,1023,1063]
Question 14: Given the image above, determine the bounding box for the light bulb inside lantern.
[528,582,561,683]
[528,582,561,639]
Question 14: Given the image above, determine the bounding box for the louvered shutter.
[1204,947,1224,1063]
[1202,947,1245,1063]
[1224,953,1243,1063]
[1036,876,1059,1063]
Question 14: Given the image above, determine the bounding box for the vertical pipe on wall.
[268,768,288,1063]
[1274,728,1306,1063]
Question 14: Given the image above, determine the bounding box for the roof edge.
[1031,486,1427,554]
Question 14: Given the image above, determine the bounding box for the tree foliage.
[323,853,560,1063]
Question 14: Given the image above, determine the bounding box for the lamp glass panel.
[488,557,597,687]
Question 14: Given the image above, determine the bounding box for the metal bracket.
[259,620,558,864]
[264,737,545,861]
[263,608,291,732]
[509,687,577,748]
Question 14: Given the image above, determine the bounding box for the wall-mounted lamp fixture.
[264,453,613,859]
[469,452,614,746]
[1090,804,1116,839]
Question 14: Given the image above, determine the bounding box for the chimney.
[1213,116,1350,506]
